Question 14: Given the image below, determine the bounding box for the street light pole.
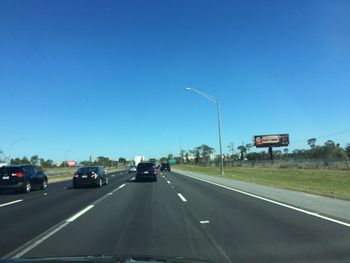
[216,98,224,175]
[8,137,26,164]
[185,88,224,175]
[64,150,70,168]
[161,132,183,164]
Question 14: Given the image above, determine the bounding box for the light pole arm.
[8,137,26,162]
[187,88,217,103]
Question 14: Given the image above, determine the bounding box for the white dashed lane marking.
[177,193,187,202]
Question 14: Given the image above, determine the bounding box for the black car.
[0,165,48,193]
[136,162,157,182]
[73,166,109,188]
[160,163,171,172]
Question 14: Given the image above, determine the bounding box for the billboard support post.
[253,134,289,164]
[268,147,273,162]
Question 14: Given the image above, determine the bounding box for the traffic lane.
[0,171,132,258]
[0,171,127,204]
[164,171,350,262]
[0,171,131,258]
[24,173,229,263]
[0,180,70,204]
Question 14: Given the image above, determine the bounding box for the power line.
[292,129,350,144]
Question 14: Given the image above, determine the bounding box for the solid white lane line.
[0,199,23,208]
[167,180,171,184]
[118,183,126,189]
[12,222,69,258]
[177,193,187,202]
[200,220,210,224]
[180,173,350,228]
[111,183,125,193]
[92,183,127,205]
[6,182,128,259]
[66,205,94,222]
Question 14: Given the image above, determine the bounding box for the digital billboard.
[253,134,289,148]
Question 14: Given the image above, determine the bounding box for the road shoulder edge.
[173,169,350,226]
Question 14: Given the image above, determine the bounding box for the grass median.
[174,165,350,200]
[47,173,73,181]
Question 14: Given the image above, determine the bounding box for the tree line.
[9,155,55,167]
[176,139,350,165]
[80,156,128,167]
[245,139,350,162]
[1,155,129,168]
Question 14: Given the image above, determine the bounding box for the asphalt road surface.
[1,170,349,262]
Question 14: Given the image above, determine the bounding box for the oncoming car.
[73,166,109,188]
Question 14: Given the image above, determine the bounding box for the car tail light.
[74,174,79,177]
[153,168,157,174]
[14,173,25,177]
[91,173,98,179]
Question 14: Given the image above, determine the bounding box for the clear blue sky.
[1,0,349,162]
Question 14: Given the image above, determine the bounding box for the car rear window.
[77,167,98,174]
[161,163,169,167]
[137,163,154,170]
[0,167,24,175]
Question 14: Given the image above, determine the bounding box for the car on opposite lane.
[73,166,109,188]
[0,164,48,193]
[135,162,157,182]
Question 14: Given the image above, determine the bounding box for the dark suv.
[0,165,48,193]
[73,166,109,188]
[160,163,171,172]
[136,162,157,182]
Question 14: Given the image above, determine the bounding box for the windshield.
[0,1,349,262]
[137,163,154,169]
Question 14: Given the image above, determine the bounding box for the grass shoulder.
[174,165,350,200]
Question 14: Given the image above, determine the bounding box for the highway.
[1,170,350,262]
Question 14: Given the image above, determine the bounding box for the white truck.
[134,156,145,166]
